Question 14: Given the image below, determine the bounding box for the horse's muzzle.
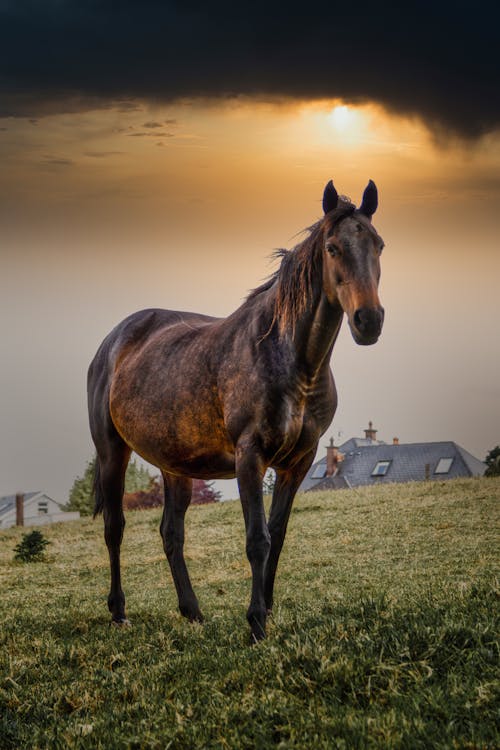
[351,305,385,345]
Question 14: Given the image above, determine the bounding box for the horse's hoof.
[249,618,267,643]
[250,630,266,645]
[110,618,131,628]
[247,608,267,642]
[179,603,204,623]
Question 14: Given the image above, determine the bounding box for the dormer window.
[372,460,391,477]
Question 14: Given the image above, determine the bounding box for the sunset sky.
[1,2,499,501]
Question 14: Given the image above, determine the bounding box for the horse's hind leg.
[95,440,131,624]
[160,473,203,623]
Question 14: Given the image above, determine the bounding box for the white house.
[0,492,80,529]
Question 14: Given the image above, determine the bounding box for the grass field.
[0,477,498,749]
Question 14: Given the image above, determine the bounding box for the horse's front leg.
[264,451,315,613]
[236,439,271,641]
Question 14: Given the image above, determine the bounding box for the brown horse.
[88,179,385,640]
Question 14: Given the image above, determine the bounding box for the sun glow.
[327,104,367,145]
[329,105,355,130]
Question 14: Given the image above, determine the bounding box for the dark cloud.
[84,150,124,158]
[0,1,498,138]
[127,131,174,137]
[39,156,74,168]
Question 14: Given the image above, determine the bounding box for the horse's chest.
[280,397,304,437]
[262,394,307,456]
[267,376,336,463]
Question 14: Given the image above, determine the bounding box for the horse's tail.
[93,457,105,517]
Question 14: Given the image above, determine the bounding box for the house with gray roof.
[0,492,80,529]
[301,422,486,492]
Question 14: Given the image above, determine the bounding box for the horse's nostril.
[353,309,364,330]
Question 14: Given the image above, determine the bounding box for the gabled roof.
[0,492,60,517]
[455,444,487,477]
[301,440,485,492]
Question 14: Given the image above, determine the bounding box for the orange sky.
[1,99,499,500]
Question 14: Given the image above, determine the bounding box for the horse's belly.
[109,351,236,476]
[165,452,236,480]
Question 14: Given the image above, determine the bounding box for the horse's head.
[321,179,385,345]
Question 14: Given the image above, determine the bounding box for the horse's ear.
[322,180,338,214]
[359,180,378,218]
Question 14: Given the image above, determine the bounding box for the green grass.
[0,477,499,749]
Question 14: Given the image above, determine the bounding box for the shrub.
[484,445,500,477]
[123,478,163,510]
[191,479,222,504]
[123,478,222,509]
[14,530,51,562]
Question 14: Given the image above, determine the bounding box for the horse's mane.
[248,199,356,336]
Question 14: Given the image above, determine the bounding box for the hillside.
[0,477,498,749]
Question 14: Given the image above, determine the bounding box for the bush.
[485,445,500,477]
[14,530,50,562]
[191,479,222,504]
[123,477,164,510]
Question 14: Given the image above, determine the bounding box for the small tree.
[14,530,50,562]
[484,446,500,477]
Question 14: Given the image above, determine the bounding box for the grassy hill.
[0,477,498,749]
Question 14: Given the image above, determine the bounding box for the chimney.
[393,437,399,445]
[326,437,339,477]
[16,493,24,526]
[364,421,378,441]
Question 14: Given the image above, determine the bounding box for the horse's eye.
[327,244,340,257]
[379,243,385,255]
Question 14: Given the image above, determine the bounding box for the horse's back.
[87,308,219,449]
[89,308,217,375]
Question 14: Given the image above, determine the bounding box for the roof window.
[372,460,391,477]
[435,457,453,474]
[311,464,327,479]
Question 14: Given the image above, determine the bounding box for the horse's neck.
[292,292,344,378]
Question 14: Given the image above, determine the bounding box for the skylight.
[372,460,391,477]
[312,464,327,479]
[435,457,454,474]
